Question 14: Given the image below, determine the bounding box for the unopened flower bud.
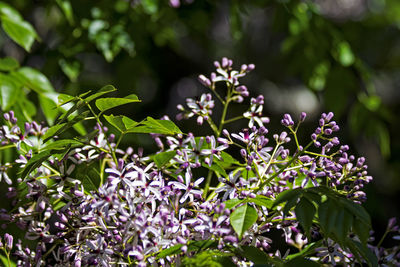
[198,75,211,87]
[300,112,307,122]
[4,233,13,250]
[326,112,334,122]
[197,116,204,125]
[222,57,229,68]
[247,64,255,71]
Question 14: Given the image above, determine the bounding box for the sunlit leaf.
[12,67,55,93]
[0,74,20,110]
[56,0,74,25]
[0,56,19,71]
[230,204,258,239]
[156,244,183,259]
[153,151,176,168]
[95,94,140,112]
[130,117,182,135]
[0,13,39,51]
[103,114,138,133]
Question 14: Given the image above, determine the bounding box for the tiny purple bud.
[4,233,13,250]
[236,85,247,92]
[74,257,82,267]
[300,112,307,122]
[326,112,334,122]
[240,149,247,158]
[197,116,204,125]
[198,75,211,87]
[311,133,317,140]
[222,129,230,137]
[247,64,255,71]
[222,57,229,68]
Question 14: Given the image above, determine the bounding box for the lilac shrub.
[0,58,399,266]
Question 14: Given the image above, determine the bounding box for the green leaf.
[186,240,218,252]
[347,240,378,267]
[0,254,16,267]
[59,59,80,82]
[230,204,258,239]
[285,257,320,267]
[248,195,273,209]
[131,117,182,135]
[56,0,74,25]
[142,0,158,14]
[77,166,100,193]
[302,191,321,204]
[336,41,355,67]
[282,196,298,217]
[39,94,59,125]
[95,94,140,112]
[202,162,227,177]
[0,12,39,51]
[217,151,240,168]
[285,240,323,261]
[42,123,66,142]
[339,198,371,226]
[12,67,55,93]
[156,244,183,259]
[14,94,36,123]
[43,139,82,151]
[103,114,138,133]
[318,198,338,236]
[332,208,353,245]
[353,218,370,245]
[272,188,302,208]
[21,150,53,179]
[43,111,90,143]
[238,246,270,265]
[295,197,316,235]
[0,56,19,71]
[224,198,243,209]
[84,85,117,103]
[0,75,20,110]
[58,93,76,106]
[56,99,86,124]
[376,121,390,157]
[153,151,176,168]
[0,2,23,20]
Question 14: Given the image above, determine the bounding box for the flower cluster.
[0,58,399,266]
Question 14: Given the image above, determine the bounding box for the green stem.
[217,98,231,136]
[212,90,226,105]
[86,103,118,165]
[304,151,332,158]
[206,117,219,136]
[255,141,313,192]
[377,229,390,248]
[203,83,233,197]
[223,115,244,125]
[203,170,214,198]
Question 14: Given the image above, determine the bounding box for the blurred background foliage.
[1,0,400,240]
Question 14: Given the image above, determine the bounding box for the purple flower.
[168,170,204,203]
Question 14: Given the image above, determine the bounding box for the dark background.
[1,0,399,242]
